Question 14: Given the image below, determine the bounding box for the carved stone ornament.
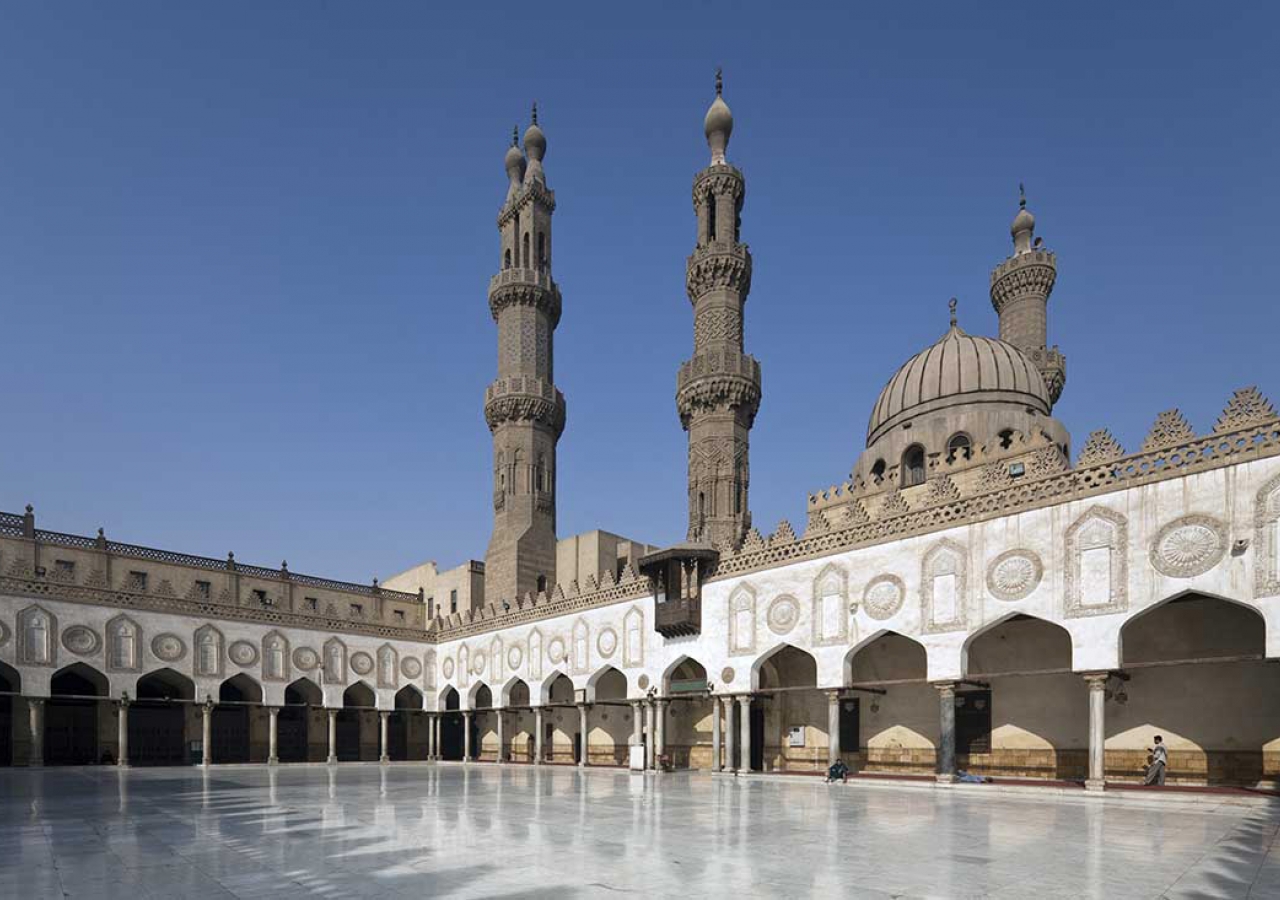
[637,674,650,690]
[597,627,618,658]
[766,595,800,636]
[720,667,735,684]
[1256,473,1280,599]
[401,657,423,679]
[471,649,487,675]
[442,656,455,679]
[0,620,9,647]
[229,640,258,667]
[862,575,906,621]
[986,550,1044,602]
[350,651,374,676]
[62,625,101,656]
[507,644,524,670]
[1151,515,1227,578]
[293,647,320,671]
[151,633,187,663]
[547,637,566,665]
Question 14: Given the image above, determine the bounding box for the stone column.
[117,696,131,768]
[711,696,722,772]
[201,700,214,768]
[935,682,957,783]
[737,695,752,773]
[432,713,441,760]
[268,706,279,765]
[463,711,472,761]
[496,709,506,762]
[578,704,589,768]
[1084,672,1109,791]
[533,707,544,764]
[27,698,45,767]
[724,697,736,771]
[327,709,338,764]
[379,711,390,764]
[644,701,655,769]
[827,691,841,767]
[655,699,667,767]
[631,701,643,748]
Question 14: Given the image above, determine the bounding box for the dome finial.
[949,297,958,327]
[512,125,519,147]
[1019,182,1026,210]
[704,70,734,165]
[1011,183,1036,251]
[715,66,723,96]
[531,101,538,126]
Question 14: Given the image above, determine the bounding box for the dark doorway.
[839,697,860,758]
[439,688,463,760]
[132,669,193,766]
[749,703,765,772]
[212,676,259,763]
[339,683,374,762]
[544,721,555,762]
[279,680,318,763]
[391,686,422,761]
[573,730,582,764]
[955,690,992,755]
[0,663,15,766]
[47,664,106,766]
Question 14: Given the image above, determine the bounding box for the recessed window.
[350,603,363,617]
[901,445,926,487]
[870,459,886,483]
[426,596,434,618]
[305,596,318,611]
[946,433,972,463]
[127,571,148,592]
[449,589,458,614]
[998,429,1015,451]
[194,580,212,600]
[536,574,547,594]
[394,609,405,622]
[55,559,75,576]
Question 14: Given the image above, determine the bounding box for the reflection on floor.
[0,764,1278,899]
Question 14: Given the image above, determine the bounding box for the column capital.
[1082,671,1111,687]
[932,681,957,697]
[825,689,843,701]
[27,697,45,708]
[736,694,752,706]
[327,707,339,718]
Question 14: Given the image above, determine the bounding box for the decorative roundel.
[507,644,524,669]
[471,650,487,674]
[986,550,1044,602]
[766,595,800,636]
[862,575,906,621]
[151,633,187,663]
[229,640,259,667]
[62,625,101,656]
[401,657,422,679]
[293,647,320,671]
[637,674,650,690]
[547,637,566,664]
[0,620,11,647]
[350,651,374,676]
[1151,515,1227,578]
[597,628,618,658]
[442,656,456,679]
[720,667,735,684]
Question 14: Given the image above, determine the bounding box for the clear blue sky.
[3,2,1277,584]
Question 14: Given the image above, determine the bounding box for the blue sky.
[2,2,1277,584]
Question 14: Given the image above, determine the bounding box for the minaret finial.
[715,67,723,96]
[1019,182,1026,210]
[949,297,958,327]
[512,125,519,147]
[531,101,538,125]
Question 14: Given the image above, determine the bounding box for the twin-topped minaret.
[677,72,762,548]
[990,186,1065,406]
[484,106,565,602]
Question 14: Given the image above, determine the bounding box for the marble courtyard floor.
[1,764,1279,899]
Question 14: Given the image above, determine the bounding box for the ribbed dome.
[867,324,1051,445]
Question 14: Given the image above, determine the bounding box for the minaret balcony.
[677,351,760,389]
[990,250,1057,308]
[484,376,566,435]
[488,268,561,324]
[489,267,555,293]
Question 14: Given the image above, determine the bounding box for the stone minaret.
[677,72,761,549]
[484,107,564,601]
[989,186,1066,406]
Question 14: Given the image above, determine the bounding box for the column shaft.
[268,707,279,765]
[738,696,752,773]
[827,691,841,767]
[463,711,472,761]
[496,710,506,762]
[379,711,390,763]
[578,704,588,768]
[201,703,213,768]
[935,683,957,783]
[1085,673,1108,791]
[28,699,44,767]
[117,700,130,767]
[655,699,667,767]
[534,707,544,764]
[724,697,736,771]
[327,709,338,764]
[711,696,722,772]
[644,701,655,769]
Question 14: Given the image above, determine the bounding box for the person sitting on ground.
[1144,735,1168,786]
[825,759,850,783]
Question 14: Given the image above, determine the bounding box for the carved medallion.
[720,667,735,684]
[507,644,523,669]
[151,633,186,663]
[350,651,374,676]
[986,550,1044,602]
[228,640,258,667]
[1152,515,1227,578]
[62,625,101,656]
[293,647,320,671]
[401,657,422,679]
[637,674,650,690]
[597,628,618,658]
[442,656,455,679]
[862,575,905,620]
[471,650,487,675]
[547,637,566,665]
[766,595,800,635]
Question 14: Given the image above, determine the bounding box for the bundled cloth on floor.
[956,771,993,784]
[825,760,850,783]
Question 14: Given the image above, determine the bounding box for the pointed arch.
[844,630,927,685]
[220,672,263,703]
[105,614,142,672]
[137,667,195,701]
[1120,591,1265,666]
[662,655,708,694]
[343,680,375,708]
[751,642,817,691]
[587,665,627,701]
[470,682,493,710]
[502,676,531,707]
[50,662,108,696]
[285,677,322,706]
[541,670,573,706]
[394,684,423,710]
[0,659,20,693]
[439,685,461,711]
[961,613,1073,677]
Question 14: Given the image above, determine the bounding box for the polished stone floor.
[1,764,1278,900]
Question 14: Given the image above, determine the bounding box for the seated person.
[825,759,850,783]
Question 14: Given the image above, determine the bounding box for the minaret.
[989,185,1065,406]
[677,72,761,549]
[483,106,564,601]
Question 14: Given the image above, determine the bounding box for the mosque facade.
[1,80,1278,790]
